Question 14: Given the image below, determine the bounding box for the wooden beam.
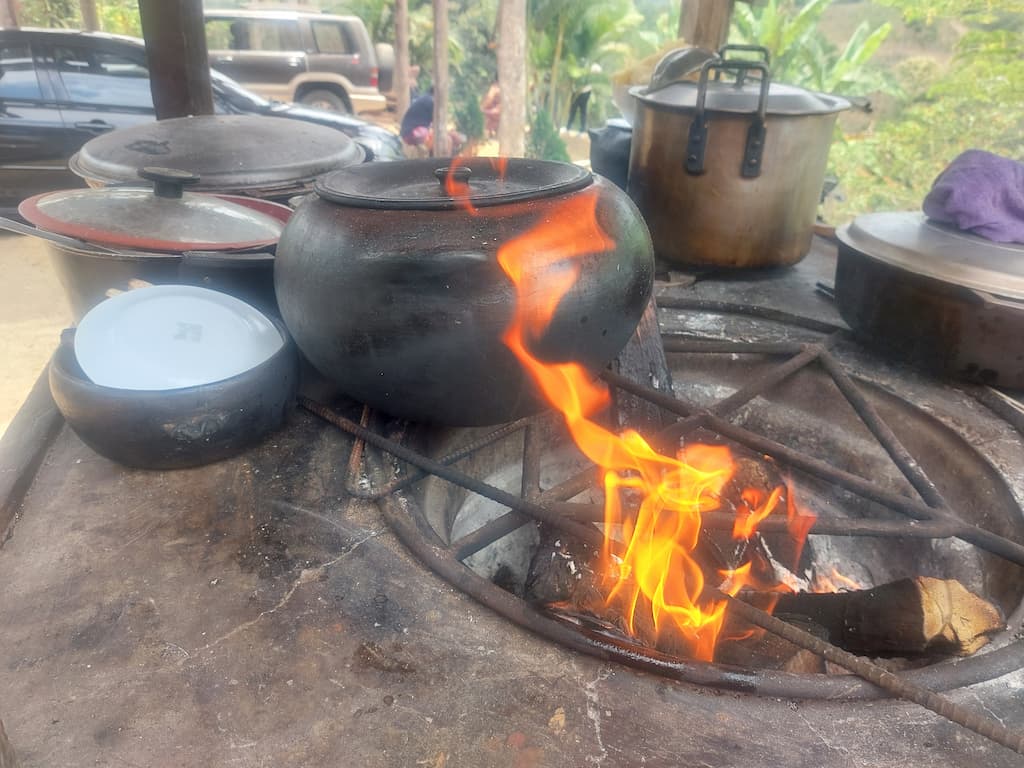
[678,0,735,50]
[431,0,450,156]
[496,0,525,157]
[138,0,214,120]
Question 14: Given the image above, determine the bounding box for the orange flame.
[487,169,815,660]
[812,567,862,593]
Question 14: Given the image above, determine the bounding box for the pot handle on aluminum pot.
[685,58,770,179]
[716,44,771,67]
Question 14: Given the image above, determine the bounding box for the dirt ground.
[0,234,71,438]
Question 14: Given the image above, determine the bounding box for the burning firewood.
[769,576,1004,656]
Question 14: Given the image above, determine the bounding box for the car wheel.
[299,89,350,113]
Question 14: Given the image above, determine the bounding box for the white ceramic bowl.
[74,285,285,390]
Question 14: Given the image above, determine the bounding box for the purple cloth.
[922,149,1024,244]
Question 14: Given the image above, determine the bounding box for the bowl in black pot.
[49,318,298,471]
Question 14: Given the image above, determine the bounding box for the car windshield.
[210,69,271,111]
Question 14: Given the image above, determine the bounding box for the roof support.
[138,0,214,120]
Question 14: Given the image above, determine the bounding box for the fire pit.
[304,282,1024,755]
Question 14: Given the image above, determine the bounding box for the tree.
[497,0,526,155]
[394,0,411,121]
[432,0,450,155]
[79,0,97,30]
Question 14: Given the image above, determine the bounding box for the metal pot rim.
[313,157,594,211]
[837,212,1024,302]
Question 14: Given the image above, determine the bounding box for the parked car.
[0,27,402,214]
[204,9,392,115]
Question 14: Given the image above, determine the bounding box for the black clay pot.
[49,324,298,469]
[274,157,655,426]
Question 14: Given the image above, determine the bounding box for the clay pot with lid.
[274,157,655,426]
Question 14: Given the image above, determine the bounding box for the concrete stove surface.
[1,242,1023,767]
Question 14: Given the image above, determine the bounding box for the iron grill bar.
[818,353,948,508]
[655,295,846,335]
[547,501,959,539]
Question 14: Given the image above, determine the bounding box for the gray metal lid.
[69,114,364,196]
[631,79,849,116]
[837,211,1024,301]
[315,157,593,210]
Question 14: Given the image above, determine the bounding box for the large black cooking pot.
[835,212,1024,387]
[274,157,655,426]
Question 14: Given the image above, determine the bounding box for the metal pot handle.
[685,58,771,179]
[717,44,772,67]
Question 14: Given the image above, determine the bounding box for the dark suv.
[204,10,390,114]
[0,27,401,213]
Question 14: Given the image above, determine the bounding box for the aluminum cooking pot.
[274,157,655,426]
[627,46,849,268]
[835,211,1024,388]
[7,167,292,320]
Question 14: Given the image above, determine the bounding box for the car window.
[52,45,152,109]
[206,19,303,52]
[0,44,43,99]
[311,22,350,55]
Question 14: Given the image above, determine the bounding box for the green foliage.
[527,0,657,127]
[731,0,896,97]
[18,0,79,28]
[453,89,485,141]
[18,0,141,36]
[825,0,1024,221]
[526,108,570,163]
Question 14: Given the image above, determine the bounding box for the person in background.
[481,78,501,138]
[399,87,466,156]
[565,85,592,133]
[566,63,602,134]
[400,86,435,150]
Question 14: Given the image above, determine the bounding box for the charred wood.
[769,577,1004,656]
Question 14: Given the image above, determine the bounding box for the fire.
[452,166,815,660]
[812,567,863,593]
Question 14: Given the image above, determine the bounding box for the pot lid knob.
[434,166,472,192]
[138,166,200,199]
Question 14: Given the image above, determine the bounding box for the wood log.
[771,577,1004,656]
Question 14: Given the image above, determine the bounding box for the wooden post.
[393,0,410,121]
[678,0,735,50]
[0,0,19,28]
[79,0,98,31]
[496,0,525,157]
[138,0,214,120]
[431,0,450,156]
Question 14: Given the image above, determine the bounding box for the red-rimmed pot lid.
[18,167,286,253]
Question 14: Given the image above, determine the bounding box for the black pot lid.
[631,79,848,116]
[18,167,286,252]
[69,114,364,195]
[314,157,593,210]
[837,211,1024,301]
